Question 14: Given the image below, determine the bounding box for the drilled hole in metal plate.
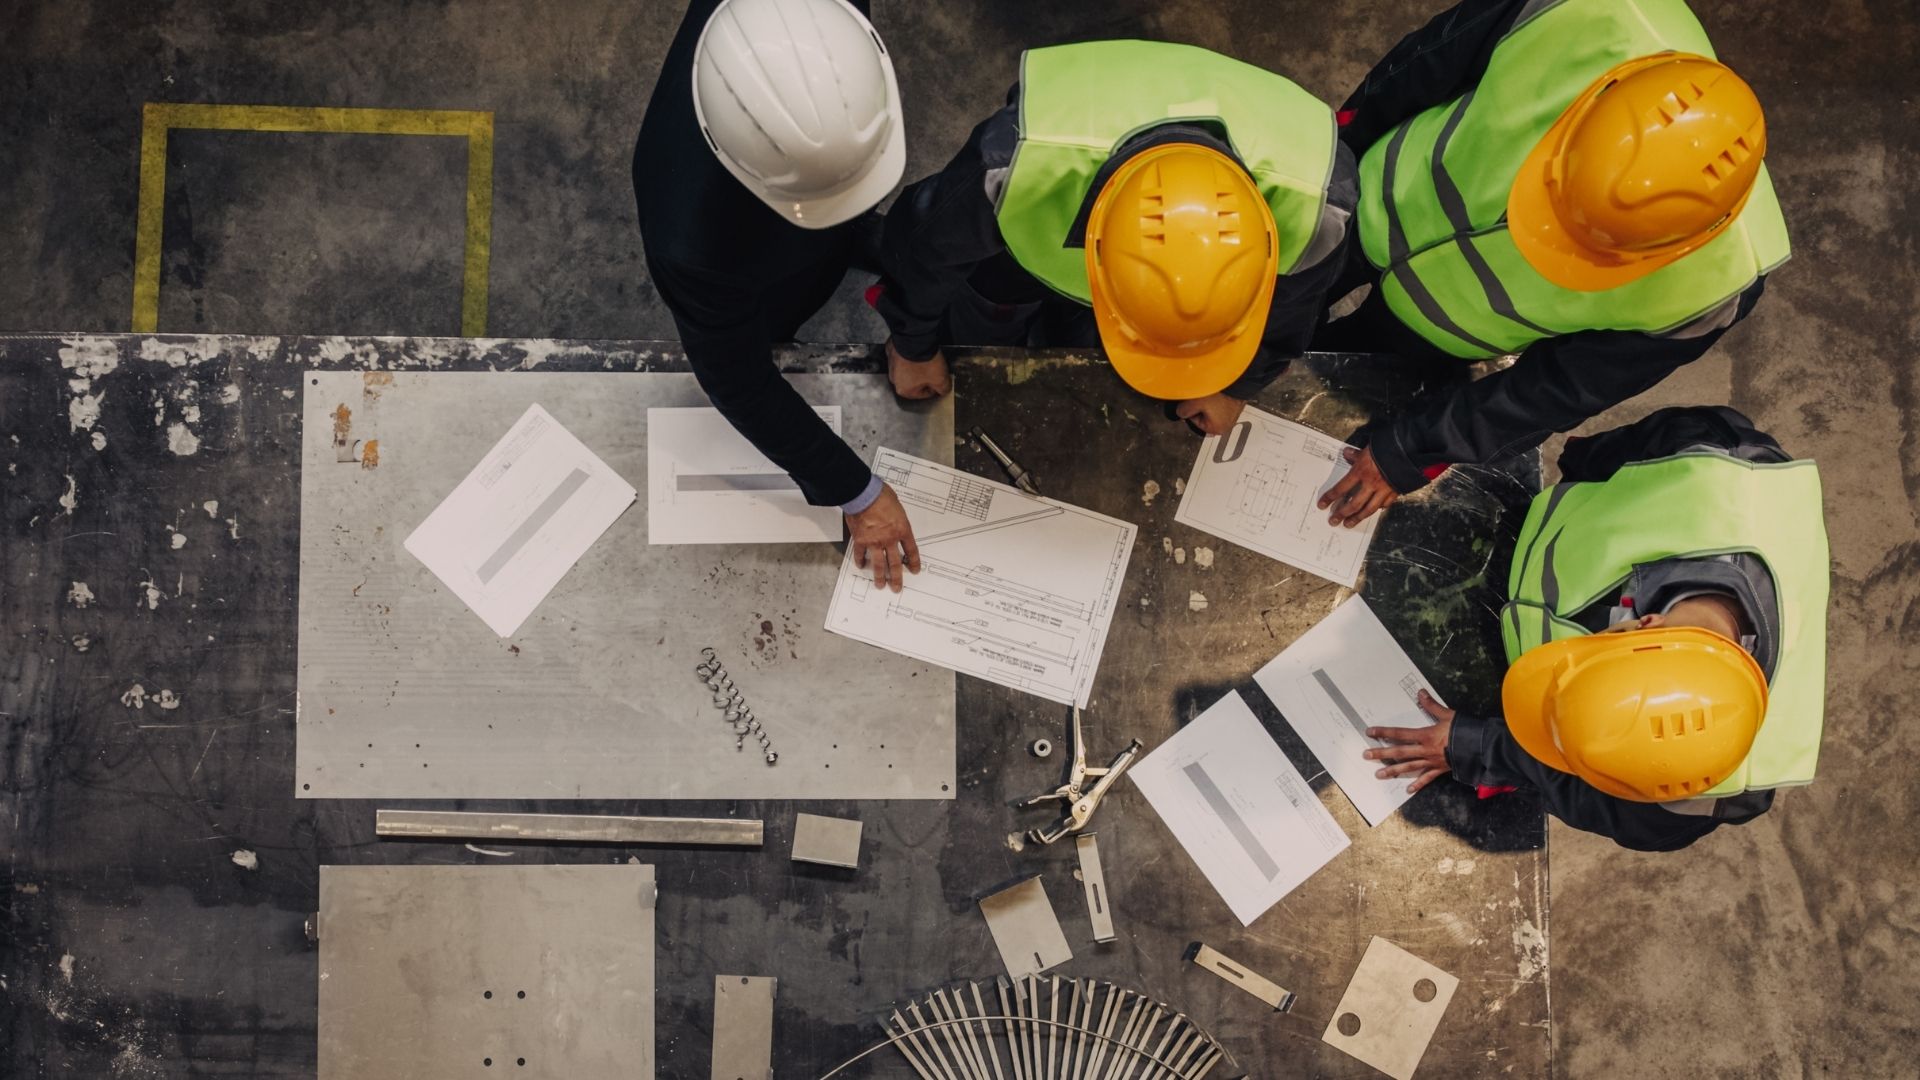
[1413,978,1438,1002]
[1336,1012,1362,1037]
[483,1058,492,1067]
[516,1059,526,1067]
[483,990,492,999]
[516,990,526,999]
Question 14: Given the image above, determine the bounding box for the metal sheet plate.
[296,371,955,798]
[317,864,657,1079]
[710,975,776,1080]
[1321,936,1460,1080]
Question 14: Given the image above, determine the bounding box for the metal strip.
[475,466,589,583]
[1075,834,1118,943]
[374,809,763,847]
[1189,943,1296,1013]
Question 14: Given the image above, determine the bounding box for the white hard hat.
[692,0,906,228]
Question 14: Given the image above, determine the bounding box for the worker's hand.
[885,338,951,400]
[847,482,921,593]
[1173,393,1247,436]
[1318,445,1399,528]
[1363,690,1454,794]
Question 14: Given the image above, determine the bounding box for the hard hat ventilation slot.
[1649,715,1665,741]
[1691,709,1707,732]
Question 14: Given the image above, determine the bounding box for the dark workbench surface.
[1,335,1547,1077]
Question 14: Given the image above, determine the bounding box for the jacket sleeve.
[1337,0,1531,151]
[1361,277,1769,493]
[1556,405,1791,480]
[649,256,874,508]
[875,100,1023,362]
[1447,713,1725,851]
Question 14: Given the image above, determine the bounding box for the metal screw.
[764,752,778,766]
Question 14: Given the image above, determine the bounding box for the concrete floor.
[2,0,1916,1076]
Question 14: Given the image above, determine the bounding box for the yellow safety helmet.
[1085,143,1278,400]
[1501,626,1767,802]
[1508,52,1767,291]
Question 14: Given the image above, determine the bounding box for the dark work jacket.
[633,0,875,507]
[1447,406,1785,851]
[877,88,1359,401]
[1335,0,1771,494]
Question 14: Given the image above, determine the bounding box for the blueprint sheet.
[1174,406,1378,587]
[824,448,1136,707]
[1252,595,1444,826]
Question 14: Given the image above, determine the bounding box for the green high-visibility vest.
[996,40,1337,304]
[1355,0,1792,358]
[1501,454,1829,795]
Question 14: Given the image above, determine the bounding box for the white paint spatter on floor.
[90,431,107,451]
[120,684,147,709]
[231,849,258,871]
[1189,591,1209,612]
[69,391,103,432]
[1173,478,1185,496]
[202,500,219,517]
[1433,910,1486,947]
[463,844,514,857]
[225,516,240,540]
[57,474,78,516]
[139,575,162,610]
[1142,479,1161,506]
[59,953,75,983]
[155,689,180,710]
[67,582,95,608]
[1513,916,1548,982]
[166,422,200,456]
[1194,546,1214,569]
[219,384,241,404]
[1174,547,1186,564]
[60,338,121,379]
[71,635,91,653]
[168,527,187,550]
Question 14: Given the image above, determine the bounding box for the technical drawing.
[1175,406,1379,587]
[826,449,1137,707]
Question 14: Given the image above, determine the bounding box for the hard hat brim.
[1499,635,1587,775]
[1092,301,1262,401]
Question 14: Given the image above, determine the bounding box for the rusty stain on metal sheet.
[332,404,355,462]
[360,440,380,470]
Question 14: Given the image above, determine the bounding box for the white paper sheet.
[646,406,845,545]
[404,404,637,637]
[1129,691,1350,926]
[1252,595,1445,826]
[823,448,1136,707]
[1173,406,1379,587]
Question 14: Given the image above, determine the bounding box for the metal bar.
[1187,943,1296,1013]
[929,993,986,1080]
[1139,1015,1184,1080]
[1047,975,1061,1080]
[1066,979,1089,1080]
[1167,1028,1207,1079]
[1075,835,1117,943]
[1188,1045,1224,1080]
[374,809,763,846]
[973,981,1009,1080]
[1098,993,1147,1080]
[888,1012,942,1080]
[1112,1005,1163,1080]
[909,1000,964,1080]
[1025,975,1043,1080]
[938,988,991,1080]
[1083,985,1120,1080]
[999,979,1028,1080]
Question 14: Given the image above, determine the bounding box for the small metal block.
[712,694,731,708]
[706,678,723,691]
[1030,738,1053,759]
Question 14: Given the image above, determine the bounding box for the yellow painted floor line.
[131,103,494,335]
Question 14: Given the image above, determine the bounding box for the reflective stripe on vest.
[1356,0,1793,358]
[1501,454,1830,794]
[997,40,1336,303]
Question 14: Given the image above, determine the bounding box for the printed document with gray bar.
[646,406,845,544]
[1129,691,1349,926]
[404,403,637,636]
[1252,595,1445,826]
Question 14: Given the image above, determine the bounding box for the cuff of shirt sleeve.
[1362,421,1438,494]
[1445,712,1497,785]
[840,475,885,516]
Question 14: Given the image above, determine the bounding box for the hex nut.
[1030,738,1053,759]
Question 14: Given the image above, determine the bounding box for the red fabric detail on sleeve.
[1476,784,1518,800]
[1421,462,1452,481]
[1336,108,1357,127]
[864,282,885,309]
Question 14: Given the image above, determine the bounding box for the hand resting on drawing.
[1319,445,1399,528]
[847,482,921,592]
[1362,690,1455,794]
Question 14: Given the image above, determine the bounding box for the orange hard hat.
[1085,143,1278,400]
[1502,626,1768,803]
[1508,52,1767,291]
